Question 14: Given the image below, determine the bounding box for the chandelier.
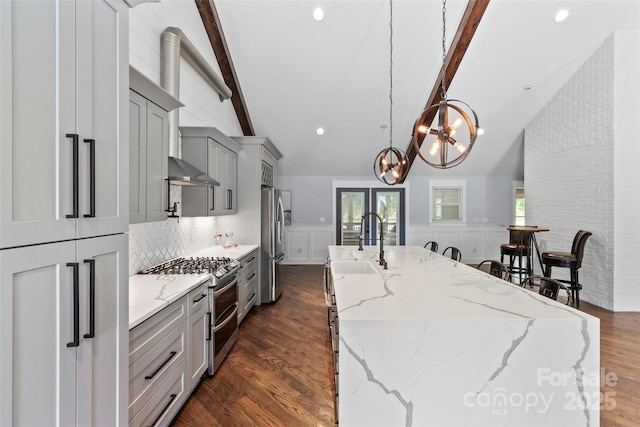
[411,0,480,169]
[374,0,408,185]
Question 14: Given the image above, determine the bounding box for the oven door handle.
[213,304,238,332]
[213,275,238,298]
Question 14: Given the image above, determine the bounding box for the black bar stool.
[542,230,592,308]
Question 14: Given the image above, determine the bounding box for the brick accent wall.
[525,32,640,311]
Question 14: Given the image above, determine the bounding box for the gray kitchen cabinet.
[0,0,129,248]
[129,67,183,224]
[187,283,209,392]
[0,0,133,425]
[128,280,209,427]
[180,127,242,217]
[0,234,129,426]
[237,248,259,323]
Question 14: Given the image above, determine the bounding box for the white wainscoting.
[283,225,509,265]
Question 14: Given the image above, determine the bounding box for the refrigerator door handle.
[275,253,285,262]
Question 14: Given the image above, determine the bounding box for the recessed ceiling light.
[555,9,570,23]
[524,84,533,91]
[312,7,324,22]
[316,127,325,135]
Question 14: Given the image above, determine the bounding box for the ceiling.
[214,0,639,178]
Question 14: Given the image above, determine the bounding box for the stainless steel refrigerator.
[261,187,285,303]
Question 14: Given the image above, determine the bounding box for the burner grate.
[139,257,232,275]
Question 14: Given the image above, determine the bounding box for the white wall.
[278,174,514,264]
[525,31,640,311]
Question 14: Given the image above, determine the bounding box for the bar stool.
[442,246,462,262]
[500,227,534,284]
[542,230,592,308]
[424,241,438,252]
[477,260,511,281]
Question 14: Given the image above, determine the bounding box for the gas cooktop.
[139,256,234,275]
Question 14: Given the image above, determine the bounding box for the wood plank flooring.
[172,265,640,426]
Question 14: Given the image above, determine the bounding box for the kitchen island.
[328,245,599,426]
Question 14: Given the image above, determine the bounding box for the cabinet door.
[216,144,229,214]
[129,90,147,224]
[188,304,209,392]
[226,151,237,213]
[0,0,77,248]
[145,101,169,222]
[76,234,128,427]
[181,138,214,217]
[0,241,77,426]
[76,0,129,238]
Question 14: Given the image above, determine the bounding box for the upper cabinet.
[0,0,129,248]
[180,127,242,217]
[129,67,183,224]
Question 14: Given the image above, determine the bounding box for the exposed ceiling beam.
[195,0,254,136]
[401,0,490,181]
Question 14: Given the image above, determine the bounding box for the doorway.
[336,187,405,246]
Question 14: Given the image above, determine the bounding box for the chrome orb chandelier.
[412,0,480,169]
[374,0,408,185]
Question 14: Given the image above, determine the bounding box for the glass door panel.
[336,189,369,246]
[372,188,405,246]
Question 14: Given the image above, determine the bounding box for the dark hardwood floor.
[172,265,334,427]
[172,265,640,426]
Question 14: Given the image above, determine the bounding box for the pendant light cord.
[441,0,447,99]
[389,0,394,149]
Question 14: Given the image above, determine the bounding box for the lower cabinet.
[129,279,209,427]
[0,234,128,426]
[187,283,209,392]
[324,259,339,424]
[237,249,258,323]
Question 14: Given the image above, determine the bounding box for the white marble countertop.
[329,245,593,320]
[129,244,259,330]
[328,245,600,426]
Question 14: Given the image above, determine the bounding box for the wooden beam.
[195,0,254,136]
[401,0,489,180]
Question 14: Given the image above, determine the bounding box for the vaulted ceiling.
[209,0,639,178]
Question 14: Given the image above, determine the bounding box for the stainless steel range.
[140,256,241,375]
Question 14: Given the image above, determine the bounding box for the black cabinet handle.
[66,134,79,219]
[206,312,212,341]
[144,351,177,380]
[193,293,207,303]
[247,293,255,303]
[67,262,80,347]
[147,393,177,427]
[227,189,232,210]
[248,256,256,263]
[210,187,215,211]
[248,273,256,281]
[83,139,95,218]
[83,259,96,339]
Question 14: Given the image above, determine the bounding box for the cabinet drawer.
[129,359,187,427]
[130,296,187,365]
[240,275,258,304]
[187,282,209,315]
[237,252,257,282]
[129,319,187,420]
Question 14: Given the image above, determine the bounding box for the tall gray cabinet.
[0,1,131,425]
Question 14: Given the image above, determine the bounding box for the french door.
[336,187,405,246]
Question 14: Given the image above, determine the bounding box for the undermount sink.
[331,260,380,275]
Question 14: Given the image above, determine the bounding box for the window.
[514,184,525,226]
[429,180,466,223]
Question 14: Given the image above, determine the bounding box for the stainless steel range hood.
[168,156,219,186]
